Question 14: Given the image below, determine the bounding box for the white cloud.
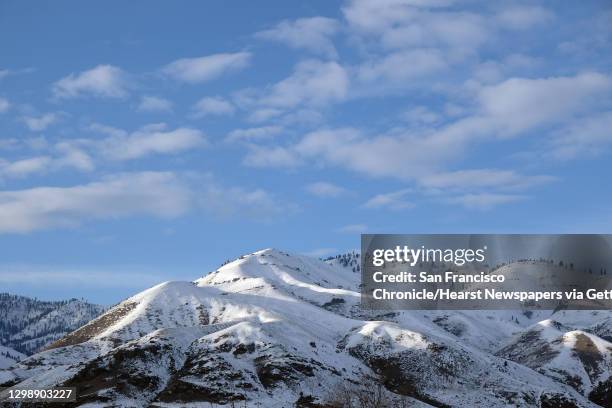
[291,128,446,179]
[0,157,52,179]
[336,223,367,234]
[247,108,284,123]
[261,60,349,108]
[52,65,128,99]
[343,0,455,34]
[496,6,553,30]
[279,109,324,126]
[420,169,556,192]
[447,193,525,210]
[384,13,487,52]
[92,123,207,160]
[356,49,447,88]
[0,97,9,113]
[0,144,94,179]
[305,181,346,198]
[0,170,295,233]
[20,113,59,131]
[0,172,193,233]
[243,145,300,168]
[192,97,235,117]
[478,72,611,135]
[225,126,283,143]
[256,17,340,58]
[242,71,608,180]
[360,48,446,79]
[162,52,251,83]
[137,96,173,113]
[236,60,348,122]
[54,142,95,171]
[549,111,612,160]
[364,189,414,210]
[88,123,127,138]
[242,127,418,177]
[199,180,295,220]
[343,0,487,53]
[401,106,441,125]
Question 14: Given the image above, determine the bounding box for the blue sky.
[0,0,611,304]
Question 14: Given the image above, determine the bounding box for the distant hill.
[0,293,106,355]
[324,250,361,272]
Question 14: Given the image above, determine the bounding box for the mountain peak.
[2,251,610,407]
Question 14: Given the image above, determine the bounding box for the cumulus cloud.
[225,126,283,143]
[20,113,59,131]
[249,73,610,177]
[401,106,441,125]
[496,6,553,30]
[343,0,454,33]
[420,169,556,192]
[54,142,95,171]
[235,60,348,123]
[52,65,128,99]
[356,49,447,87]
[343,0,488,52]
[242,123,559,209]
[242,66,606,179]
[242,127,429,177]
[305,181,346,198]
[0,172,192,233]
[0,157,52,179]
[243,145,301,168]
[0,171,294,233]
[0,143,94,180]
[256,17,340,58]
[548,111,612,160]
[292,128,446,179]
[260,60,349,108]
[364,189,414,210]
[91,123,207,160]
[198,179,295,220]
[192,97,235,117]
[137,96,173,113]
[162,52,251,83]
[477,72,610,135]
[247,108,284,123]
[447,193,525,210]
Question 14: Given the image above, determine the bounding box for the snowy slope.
[497,310,612,406]
[0,345,25,369]
[0,293,106,355]
[0,249,609,407]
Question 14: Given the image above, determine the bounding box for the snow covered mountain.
[0,249,610,407]
[0,293,106,355]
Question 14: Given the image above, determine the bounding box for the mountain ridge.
[0,249,610,407]
[0,292,106,355]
